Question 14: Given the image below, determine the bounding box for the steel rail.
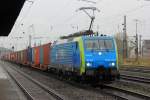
[103,84,150,100]
[3,67,34,100]
[4,65,65,100]
[121,74,150,84]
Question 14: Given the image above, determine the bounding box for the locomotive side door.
[73,42,80,71]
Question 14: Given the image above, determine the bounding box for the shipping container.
[22,49,27,65]
[20,50,24,64]
[10,52,15,62]
[19,51,22,63]
[9,53,12,61]
[16,52,18,63]
[18,51,22,64]
[16,51,19,63]
[35,46,40,65]
[32,46,40,68]
[8,53,10,61]
[10,53,12,61]
[39,46,44,64]
[27,48,32,65]
[32,48,34,64]
[39,43,51,70]
[14,52,17,62]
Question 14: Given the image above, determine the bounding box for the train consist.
[2,31,120,83]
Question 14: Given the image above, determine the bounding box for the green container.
[40,46,44,64]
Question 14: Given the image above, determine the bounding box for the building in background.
[142,40,150,58]
[0,47,12,58]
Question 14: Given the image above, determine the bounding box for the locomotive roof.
[82,35,113,39]
[53,35,114,45]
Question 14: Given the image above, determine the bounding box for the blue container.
[31,48,34,64]
[27,48,32,64]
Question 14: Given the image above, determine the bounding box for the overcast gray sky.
[1,0,150,50]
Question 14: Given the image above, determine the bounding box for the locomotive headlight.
[111,62,115,66]
[98,52,102,55]
[86,62,92,67]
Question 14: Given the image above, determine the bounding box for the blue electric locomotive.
[50,34,120,81]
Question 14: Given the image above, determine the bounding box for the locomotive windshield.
[85,39,114,51]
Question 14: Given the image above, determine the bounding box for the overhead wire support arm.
[76,7,100,31]
[60,7,100,39]
[82,9,93,19]
[78,0,97,4]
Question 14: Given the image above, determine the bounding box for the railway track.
[63,77,150,100]
[102,84,150,100]
[120,66,150,74]
[49,70,150,100]
[3,61,150,100]
[122,69,150,74]
[121,74,150,84]
[2,63,65,100]
[18,67,150,100]
[3,61,118,100]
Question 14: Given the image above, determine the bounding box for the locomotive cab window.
[84,39,114,51]
[102,39,114,50]
[105,40,114,50]
[85,40,99,50]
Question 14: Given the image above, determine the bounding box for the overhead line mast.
[122,15,127,62]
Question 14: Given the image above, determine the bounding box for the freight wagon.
[28,43,51,70]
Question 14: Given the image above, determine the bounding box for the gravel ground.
[120,66,150,74]
[118,69,150,97]
[110,79,150,97]
[120,70,150,79]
